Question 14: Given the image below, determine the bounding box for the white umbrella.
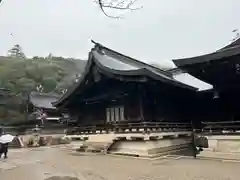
[0,134,15,144]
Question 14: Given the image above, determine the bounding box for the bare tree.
[0,0,141,18]
[96,0,142,18]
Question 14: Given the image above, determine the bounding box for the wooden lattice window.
[106,106,124,123]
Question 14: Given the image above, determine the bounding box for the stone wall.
[204,135,240,153]
[65,131,192,157]
[9,134,69,148]
[110,137,191,157]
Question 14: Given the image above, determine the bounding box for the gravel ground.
[0,146,240,180]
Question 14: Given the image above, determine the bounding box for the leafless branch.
[0,0,141,19]
[96,0,142,19]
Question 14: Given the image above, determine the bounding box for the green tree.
[42,77,57,93]
[0,54,86,122]
[7,44,26,59]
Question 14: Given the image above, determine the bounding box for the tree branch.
[96,0,142,19]
[0,0,141,19]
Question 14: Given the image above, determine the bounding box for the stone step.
[80,141,113,153]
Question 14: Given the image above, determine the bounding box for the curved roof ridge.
[219,37,240,51]
[91,40,172,77]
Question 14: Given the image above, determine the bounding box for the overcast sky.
[0,0,239,68]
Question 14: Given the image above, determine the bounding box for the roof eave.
[173,44,240,68]
[52,51,95,107]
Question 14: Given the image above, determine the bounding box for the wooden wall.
[66,77,199,125]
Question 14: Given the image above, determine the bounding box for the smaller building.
[28,92,64,124]
[2,92,71,134]
[28,92,74,128]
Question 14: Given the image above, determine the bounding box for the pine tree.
[7,44,26,59]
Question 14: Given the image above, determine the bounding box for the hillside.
[0,56,86,93]
[0,55,86,122]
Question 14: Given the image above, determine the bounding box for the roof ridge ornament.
[91,40,106,55]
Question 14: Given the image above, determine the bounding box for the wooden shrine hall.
[28,92,62,122]
[53,40,202,134]
[173,38,240,133]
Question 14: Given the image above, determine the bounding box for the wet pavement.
[0,146,240,180]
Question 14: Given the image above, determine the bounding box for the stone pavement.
[198,150,240,162]
[0,146,240,180]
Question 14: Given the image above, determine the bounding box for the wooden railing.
[202,121,240,134]
[2,123,70,135]
[2,121,192,135]
[66,121,192,135]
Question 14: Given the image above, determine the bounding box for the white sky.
[0,0,239,68]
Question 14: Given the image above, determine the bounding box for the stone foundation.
[203,135,240,153]
[66,131,192,157]
[9,134,69,148]
[110,138,191,157]
[195,135,240,161]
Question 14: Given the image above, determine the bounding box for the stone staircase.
[79,141,114,153]
[66,133,192,157]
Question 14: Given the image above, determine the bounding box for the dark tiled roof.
[167,68,184,75]
[173,38,240,67]
[29,92,60,109]
[219,38,240,51]
[53,40,197,107]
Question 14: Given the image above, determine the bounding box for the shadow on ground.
[45,176,79,180]
[169,146,196,157]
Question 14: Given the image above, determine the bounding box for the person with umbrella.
[0,132,15,159]
[0,142,8,159]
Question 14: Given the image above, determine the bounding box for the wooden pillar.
[138,84,144,122]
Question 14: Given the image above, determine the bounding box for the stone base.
[196,135,240,161]
[66,132,192,157]
[9,134,68,148]
[109,138,191,158]
[204,135,240,153]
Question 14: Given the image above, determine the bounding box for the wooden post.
[138,85,144,122]
[138,84,147,133]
